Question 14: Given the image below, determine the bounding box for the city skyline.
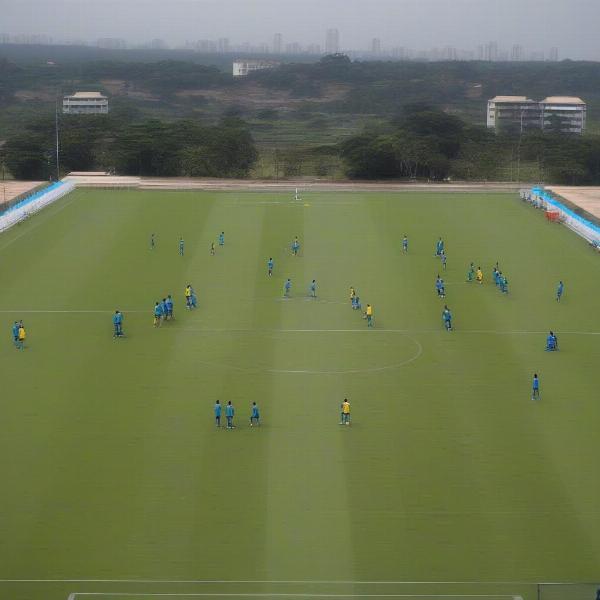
[0,29,566,63]
[2,0,600,61]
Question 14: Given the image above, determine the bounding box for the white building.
[487,95,586,134]
[325,29,340,54]
[63,92,109,115]
[232,60,277,77]
[542,97,586,134]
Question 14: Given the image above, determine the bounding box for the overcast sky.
[3,0,599,59]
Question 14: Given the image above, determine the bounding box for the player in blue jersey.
[250,402,260,427]
[546,331,558,351]
[291,236,300,256]
[436,275,445,298]
[113,310,124,338]
[309,279,317,298]
[190,286,198,309]
[442,305,452,331]
[153,302,163,327]
[179,237,184,256]
[219,231,225,246]
[467,262,475,282]
[11,321,19,348]
[214,400,222,427]
[225,401,235,429]
[556,281,564,302]
[268,257,274,277]
[441,252,447,270]
[493,267,500,286]
[160,298,168,320]
[402,235,408,253]
[284,278,292,297]
[165,295,174,320]
[435,237,444,257]
[532,373,540,400]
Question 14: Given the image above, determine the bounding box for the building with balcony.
[232,60,278,77]
[487,96,586,134]
[63,92,108,115]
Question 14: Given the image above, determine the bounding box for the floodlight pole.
[55,98,60,181]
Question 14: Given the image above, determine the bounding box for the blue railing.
[531,186,600,238]
[0,181,67,218]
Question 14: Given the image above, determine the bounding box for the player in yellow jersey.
[17,322,26,350]
[365,304,373,327]
[185,284,192,309]
[350,287,356,305]
[340,399,351,425]
[476,267,483,284]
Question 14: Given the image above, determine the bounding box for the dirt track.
[63,174,526,193]
[547,187,600,220]
[0,181,43,206]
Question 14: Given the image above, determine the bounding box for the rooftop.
[542,96,585,105]
[490,96,531,102]
[65,92,107,99]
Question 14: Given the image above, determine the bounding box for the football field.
[0,188,599,600]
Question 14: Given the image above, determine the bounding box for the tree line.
[339,106,600,184]
[1,112,258,180]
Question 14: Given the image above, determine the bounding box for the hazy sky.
[3,0,600,59]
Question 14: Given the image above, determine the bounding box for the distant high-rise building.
[476,45,484,60]
[511,44,523,61]
[97,38,126,49]
[218,38,230,53]
[273,33,282,54]
[306,43,321,55]
[325,28,340,54]
[549,47,559,61]
[391,46,406,60]
[0,33,9,44]
[285,42,302,54]
[485,41,498,61]
[443,46,457,60]
[197,39,217,52]
[371,38,381,55]
[149,38,167,49]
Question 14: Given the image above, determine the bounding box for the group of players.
[214,399,260,429]
[11,201,569,410]
[432,236,566,400]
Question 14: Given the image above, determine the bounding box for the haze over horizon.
[3,0,600,60]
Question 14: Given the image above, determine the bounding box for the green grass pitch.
[0,188,599,600]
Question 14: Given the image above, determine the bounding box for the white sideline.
[66,595,523,599]
[0,579,546,584]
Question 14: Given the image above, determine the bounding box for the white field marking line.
[177,328,600,337]
[0,317,597,337]
[189,335,422,375]
[66,596,523,600]
[268,336,422,374]
[0,578,549,584]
